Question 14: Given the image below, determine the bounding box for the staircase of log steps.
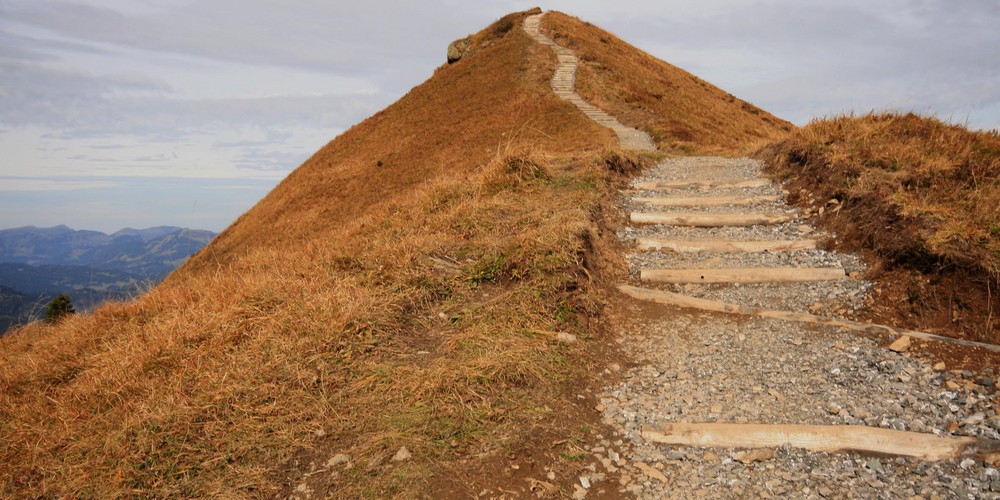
[620,162,999,352]
[620,160,999,461]
[523,12,999,463]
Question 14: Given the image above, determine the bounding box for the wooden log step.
[634,179,771,190]
[633,195,781,207]
[630,212,793,227]
[641,267,845,284]
[642,422,1000,463]
[636,238,817,253]
[616,284,1000,352]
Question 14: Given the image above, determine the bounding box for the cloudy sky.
[1,1,997,233]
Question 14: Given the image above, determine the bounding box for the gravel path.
[566,157,999,499]
[523,14,656,151]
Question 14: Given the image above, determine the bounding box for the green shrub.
[45,294,75,323]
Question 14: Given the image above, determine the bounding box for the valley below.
[0,225,215,333]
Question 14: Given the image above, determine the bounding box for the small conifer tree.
[44,294,75,323]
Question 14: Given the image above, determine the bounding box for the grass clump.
[758,112,1000,343]
[477,148,549,194]
[598,148,659,177]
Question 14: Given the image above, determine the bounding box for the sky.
[1,0,997,233]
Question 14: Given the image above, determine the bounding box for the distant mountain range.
[0,225,215,334]
[0,225,215,275]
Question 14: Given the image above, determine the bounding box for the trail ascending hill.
[1,9,795,497]
[540,157,999,498]
[523,13,656,151]
[540,12,792,154]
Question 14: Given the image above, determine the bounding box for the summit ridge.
[523,13,657,151]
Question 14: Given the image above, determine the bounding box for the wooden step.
[633,195,781,207]
[640,267,845,284]
[636,239,817,253]
[634,179,770,190]
[615,284,1000,352]
[630,212,793,227]
[642,423,999,463]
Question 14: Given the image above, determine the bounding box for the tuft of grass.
[598,148,659,177]
[758,112,1000,343]
[477,144,550,195]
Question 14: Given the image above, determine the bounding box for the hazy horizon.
[0,222,217,234]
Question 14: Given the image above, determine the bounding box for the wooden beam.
[641,267,845,284]
[636,238,817,253]
[632,195,781,207]
[630,212,794,227]
[642,423,1000,464]
[634,179,771,190]
[617,284,1000,352]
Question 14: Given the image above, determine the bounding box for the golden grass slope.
[541,11,793,155]
[0,8,789,497]
[184,11,615,272]
[0,10,626,497]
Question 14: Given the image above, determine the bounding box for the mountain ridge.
[0,225,215,276]
[0,225,216,333]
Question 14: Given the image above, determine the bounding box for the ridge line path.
[523,14,656,151]
[563,157,1000,498]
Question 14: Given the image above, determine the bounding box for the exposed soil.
[756,113,1000,347]
[763,163,999,348]
[429,322,630,499]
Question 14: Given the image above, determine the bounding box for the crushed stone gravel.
[558,157,998,499]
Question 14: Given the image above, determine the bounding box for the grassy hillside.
[184,11,615,270]
[0,10,616,497]
[540,12,793,155]
[0,9,789,497]
[758,112,1000,344]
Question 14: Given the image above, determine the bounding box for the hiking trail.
[523,13,656,152]
[583,157,999,498]
[517,13,998,499]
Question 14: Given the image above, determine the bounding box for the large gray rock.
[447,36,472,64]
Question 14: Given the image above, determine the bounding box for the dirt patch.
[797,195,998,346]
[906,337,1000,375]
[428,326,629,498]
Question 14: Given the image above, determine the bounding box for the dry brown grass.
[0,159,616,496]
[0,6,787,495]
[541,11,794,155]
[187,10,617,272]
[0,148,639,497]
[758,112,1000,343]
[0,9,644,497]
